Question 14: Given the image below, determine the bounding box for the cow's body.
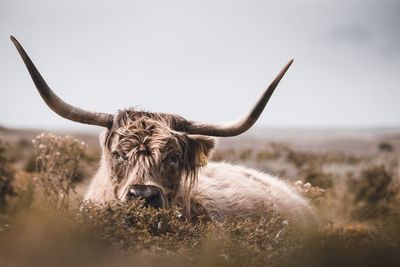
[85,149,318,228]
[193,162,318,226]
[11,36,319,229]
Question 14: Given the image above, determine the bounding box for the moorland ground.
[1,126,400,267]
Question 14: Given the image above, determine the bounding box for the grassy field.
[1,126,400,266]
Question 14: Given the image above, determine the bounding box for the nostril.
[126,185,165,209]
[128,187,140,199]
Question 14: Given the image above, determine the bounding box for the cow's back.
[192,162,320,229]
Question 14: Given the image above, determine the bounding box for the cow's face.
[102,111,215,211]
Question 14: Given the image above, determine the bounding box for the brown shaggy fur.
[103,109,215,215]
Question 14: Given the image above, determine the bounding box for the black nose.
[127,185,165,209]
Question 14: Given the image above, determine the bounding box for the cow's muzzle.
[127,185,165,209]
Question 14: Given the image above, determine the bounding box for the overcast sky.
[1,0,399,131]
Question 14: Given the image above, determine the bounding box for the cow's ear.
[187,135,215,167]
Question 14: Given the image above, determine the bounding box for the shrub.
[348,165,397,220]
[79,200,207,252]
[300,165,334,189]
[0,140,15,208]
[211,148,236,162]
[238,148,253,161]
[378,142,394,153]
[33,133,87,210]
[294,180,325,203]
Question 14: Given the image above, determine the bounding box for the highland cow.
[11,36,319,228]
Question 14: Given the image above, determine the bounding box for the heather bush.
[294,180,325,203]
[299,165,334,189]
[33,133,87,210]
[378,142,394,153]
[285,148,361,169]
[79,200,206,253]
[0,140,15,208]
[211,148,236,162]
[348,165,398,220]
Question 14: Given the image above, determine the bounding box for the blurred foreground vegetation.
[1,132,400,267]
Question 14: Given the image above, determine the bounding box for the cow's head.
[103,111,215,211]
[11,36,293,213]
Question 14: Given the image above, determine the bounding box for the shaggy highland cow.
[11,36,319,228]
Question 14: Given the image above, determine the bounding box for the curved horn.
[10,36,114,128]
[186,59,293,137]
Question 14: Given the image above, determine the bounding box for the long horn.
[10,36,114,128]
[185,59,293,137]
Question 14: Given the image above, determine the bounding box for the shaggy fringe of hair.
[181,170,198,216]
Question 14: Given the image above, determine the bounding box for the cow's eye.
[112,151,126,161]
[168,154,180,166]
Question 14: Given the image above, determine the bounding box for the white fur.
[193,162,319,228]
[84,153,114,203]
